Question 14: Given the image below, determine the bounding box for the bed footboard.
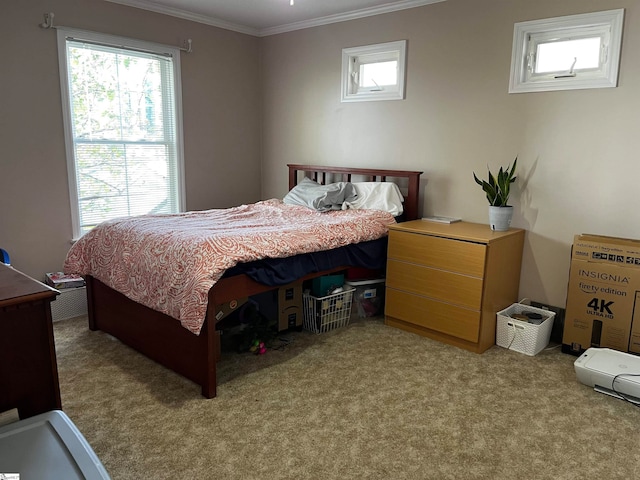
[86,275,220,398]
[85,267,348,398]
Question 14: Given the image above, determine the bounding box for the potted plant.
[473,157,517,231]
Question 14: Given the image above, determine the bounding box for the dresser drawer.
[388,230,486,277]
[385,288,481,343]
[386,259,483,310]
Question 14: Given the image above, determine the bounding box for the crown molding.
[104,0,446,37]
[258,0,446,37]
[103,0,260,36]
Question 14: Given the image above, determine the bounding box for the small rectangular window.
[342,40,406,102]
[509,9,624,93]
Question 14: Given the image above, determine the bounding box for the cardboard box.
[630,292,640,353]
[277,282,303,331]
[253,282,303,332]
[214,297,249,322]
[563,234,640,355]
[279,304,303,332]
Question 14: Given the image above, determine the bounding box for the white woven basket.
[496,303,556,356]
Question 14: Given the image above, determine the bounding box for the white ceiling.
[105,0,445,36]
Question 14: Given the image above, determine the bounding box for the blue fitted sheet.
[222,237,387,286]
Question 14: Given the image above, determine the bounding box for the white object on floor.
[0,410,110,479]
[51,286,88,321]
[574,347,640,404]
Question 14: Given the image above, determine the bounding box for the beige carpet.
[54,316,640,479]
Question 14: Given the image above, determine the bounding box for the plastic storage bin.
[344,278,385,317]
[0,410,110,479]
[303,287,355,334]
[496,303,556,356]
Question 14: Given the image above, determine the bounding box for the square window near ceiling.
[509,9,624,93]
[342,40,406,102]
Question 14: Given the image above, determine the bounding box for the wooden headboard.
[287,164,423,221]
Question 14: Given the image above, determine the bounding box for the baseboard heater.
[574,348,640,405]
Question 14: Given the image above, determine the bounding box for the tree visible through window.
[57,29,185,238]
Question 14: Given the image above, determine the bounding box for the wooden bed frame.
[86,164,423,398]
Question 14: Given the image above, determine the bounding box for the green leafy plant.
[473,158,518,207]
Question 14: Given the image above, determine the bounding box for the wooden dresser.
[0,263,61,419]
[385,220,525,353]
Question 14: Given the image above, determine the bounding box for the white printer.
[574,347,640,404]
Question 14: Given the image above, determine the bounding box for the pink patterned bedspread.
[64,199,395,335]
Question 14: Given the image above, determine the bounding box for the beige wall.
[3,0,639,311]
[261,0,640,308]
[1,0,261,280]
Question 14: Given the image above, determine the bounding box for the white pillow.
[342,182,404,216]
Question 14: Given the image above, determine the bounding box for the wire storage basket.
[303,287,355,334]
[496,303,556,356]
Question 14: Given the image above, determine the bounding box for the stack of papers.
[421,216,462,224]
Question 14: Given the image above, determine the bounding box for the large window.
[509,9,624,93]
[57,28,185,238]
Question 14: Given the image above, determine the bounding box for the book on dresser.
[421,215,462,224]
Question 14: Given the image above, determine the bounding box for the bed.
[70,164,423,398]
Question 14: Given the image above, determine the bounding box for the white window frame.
[509,9,624,93]
[341,40,407,102]
[57,28,186,239]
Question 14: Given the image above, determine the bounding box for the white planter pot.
[488,206,513,231]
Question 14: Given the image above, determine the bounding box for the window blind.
[62,35,182,236]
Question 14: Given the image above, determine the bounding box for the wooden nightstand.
[384,220,525,353]
[0,264,61,419]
